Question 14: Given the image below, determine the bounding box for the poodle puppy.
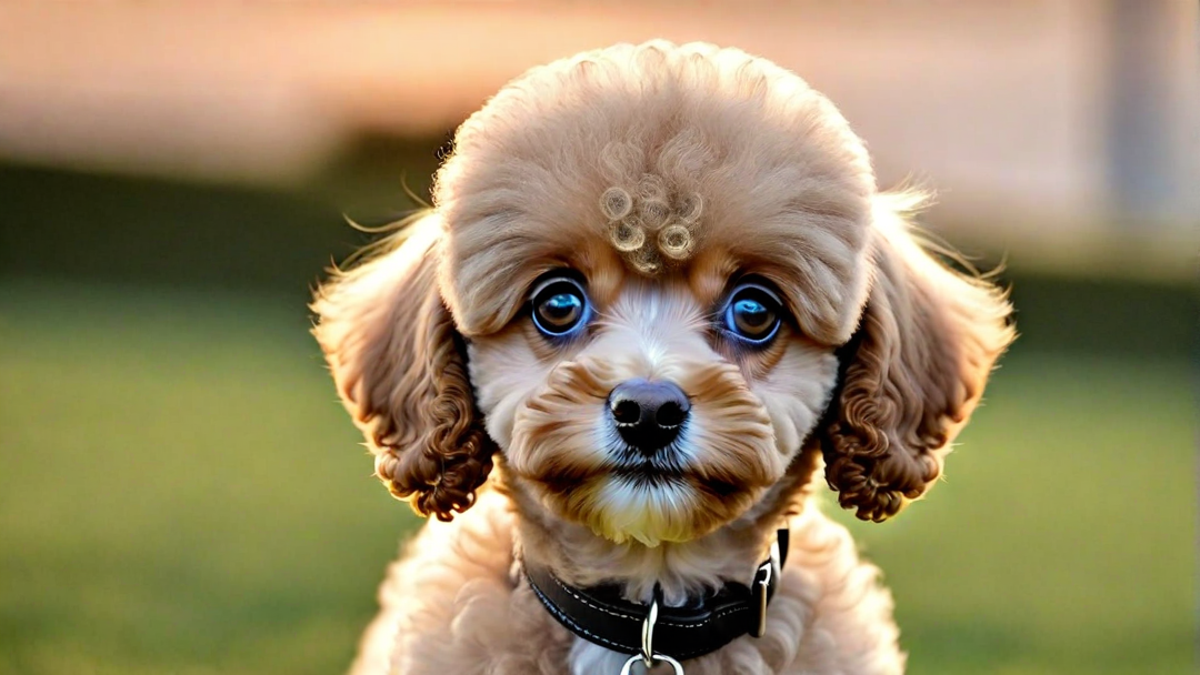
[313,41,1014,675]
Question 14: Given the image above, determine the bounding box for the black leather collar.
[524,529,790,663]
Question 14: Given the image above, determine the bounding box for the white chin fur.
[589,476,699,547]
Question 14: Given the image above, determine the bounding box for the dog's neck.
[500,447,820,606]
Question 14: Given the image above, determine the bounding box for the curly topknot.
[599,167,703,275]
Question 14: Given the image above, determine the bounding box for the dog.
[312,41,1014,675]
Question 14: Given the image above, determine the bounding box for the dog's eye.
[531,276,590,337]
[722,283,782,345]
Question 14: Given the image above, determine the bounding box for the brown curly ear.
[311,215,495,521]
[821,195,1015,522]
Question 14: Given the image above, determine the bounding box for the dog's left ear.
[821,194,1015,522]
[312,215,495,521]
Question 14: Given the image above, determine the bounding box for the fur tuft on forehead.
[432,41,878,344]
[598,167,704,275]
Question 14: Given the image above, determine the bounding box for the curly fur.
[312,222,497,521]
[312,41,1013,675]
[820,196,1015,522]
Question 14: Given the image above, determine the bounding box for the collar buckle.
[749,537,782,638]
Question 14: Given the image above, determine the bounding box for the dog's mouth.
[513,446,760,546]
[531,446,744,501]
[609,466,742,501]
[529,449,688,491]
[611,463,685,485]
[611,442,686,475]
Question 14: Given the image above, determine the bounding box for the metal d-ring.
[616,597,685,674]
[640,597,659,667]
[619,652,684,675]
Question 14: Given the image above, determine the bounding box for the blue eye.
[722,283,782,344]
[531,276,590,337]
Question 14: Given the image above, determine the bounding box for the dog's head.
[313,42,1013,547]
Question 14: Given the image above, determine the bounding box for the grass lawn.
[0,280,1193,675]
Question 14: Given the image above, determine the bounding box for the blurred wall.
[2,5,1196,199]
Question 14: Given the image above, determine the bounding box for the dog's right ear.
[311,215,495,521]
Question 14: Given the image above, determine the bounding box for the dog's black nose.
[608,379,690,455]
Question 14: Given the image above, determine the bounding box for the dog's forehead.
[434,43,877,345]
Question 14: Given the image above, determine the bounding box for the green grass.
[0,281,1193,675]
[831,353,1195,674]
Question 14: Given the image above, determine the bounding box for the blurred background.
[0,2,1195,674]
